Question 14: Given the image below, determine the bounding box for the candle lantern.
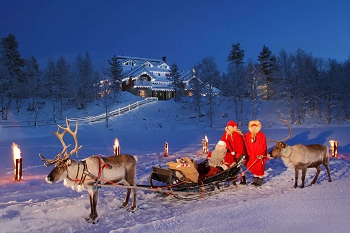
[164,142,169,157]
[12,142,22,181]
[329,140,338,158]
[202,135,208,155]
[113,138,120,155]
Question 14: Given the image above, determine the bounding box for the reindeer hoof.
[128,206,137,213]
[85,216,99,224]
[119,204,127,209]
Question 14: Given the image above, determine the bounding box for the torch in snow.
[13,142,22,181]
[164,142,169,157]
[329,140,338,158]
[113,138,120,155]
[202,135,208,155]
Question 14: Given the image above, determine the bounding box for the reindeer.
[39,118,137,223]
[268,119,332,188]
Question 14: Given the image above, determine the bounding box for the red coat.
[244,131,267,176]
[219,131,247,167]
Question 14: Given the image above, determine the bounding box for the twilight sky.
[1,0,349,73]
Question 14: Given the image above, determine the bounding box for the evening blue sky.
[1,0,349,73]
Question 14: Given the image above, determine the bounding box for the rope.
[233,155,268,182]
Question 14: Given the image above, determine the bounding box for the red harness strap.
[95,155,111,181]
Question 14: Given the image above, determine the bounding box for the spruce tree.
[168,63,183,102]
[107,55,123,101]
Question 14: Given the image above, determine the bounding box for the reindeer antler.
[268,119,292,143]
[280,119,292,142]
[39,118,82,167]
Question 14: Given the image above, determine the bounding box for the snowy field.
[1,93,350,233]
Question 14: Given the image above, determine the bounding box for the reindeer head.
[268,119,292,159]
[39,118,82,183]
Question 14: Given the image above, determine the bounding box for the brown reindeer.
[268,119,332,188]
[39,118,137,223]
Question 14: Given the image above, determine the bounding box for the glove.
[231,151,236,156]
[257,155,264,159]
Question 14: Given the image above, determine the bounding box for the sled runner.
[149,155,246,200]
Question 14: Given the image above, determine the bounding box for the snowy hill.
[0,92,350,233]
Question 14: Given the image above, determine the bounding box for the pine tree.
[23,56,43,111]
[0,34,25,119]
[257,45,276,100]
[74,51,97,109]
[227,42,246,125]
[107,55,123,101]
[168,63,183,102]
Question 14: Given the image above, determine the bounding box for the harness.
[64,155,111,187]
[281,146,292,158]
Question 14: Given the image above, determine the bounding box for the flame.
[113,138,120,154]
[205,135,208,142]
[12,142,21,163]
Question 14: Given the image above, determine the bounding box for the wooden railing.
[0,97,158,127]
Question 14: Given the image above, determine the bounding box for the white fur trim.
[218,140,226,146]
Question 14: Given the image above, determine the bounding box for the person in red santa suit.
[219,120,246,164]
[197,121,246,180]
[219,120,247,184]
[244,120,267,186]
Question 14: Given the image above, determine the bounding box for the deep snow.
[0,93,349,233]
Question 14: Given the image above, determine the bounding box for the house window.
[139,90,146,98]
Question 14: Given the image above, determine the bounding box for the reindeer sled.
[148,155,246,200]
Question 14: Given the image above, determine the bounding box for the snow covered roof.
[118,55,190,91]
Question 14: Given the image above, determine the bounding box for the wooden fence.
[0,97,158,127]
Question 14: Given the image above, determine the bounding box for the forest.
[1,34,349,126]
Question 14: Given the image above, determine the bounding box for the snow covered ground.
[1,93,349,233]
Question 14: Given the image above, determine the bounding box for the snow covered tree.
[0,34,24,119]
[194,57,220,127]
[245,59,260,120]
[107,55,123,101]
[56,56,72,117]
[188,69,203,120]
[23,56,43,111]
[257,45,276,100]
[73,51,97,109]
[168,63,184,102]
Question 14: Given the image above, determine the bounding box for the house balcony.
[134,80,152,88]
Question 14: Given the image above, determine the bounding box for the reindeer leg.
[311,166,321,185]
[324,163,332,182]
[294,168,299,188]
[86,189,99,224]
[301,168,306,188]
[120,181,131,209]
[130,187,137,213]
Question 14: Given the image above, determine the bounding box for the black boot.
[255,178,263,186]
[240,175,247,185]
[251,177,258,186]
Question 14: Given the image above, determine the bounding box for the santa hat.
[226,120,237,128]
